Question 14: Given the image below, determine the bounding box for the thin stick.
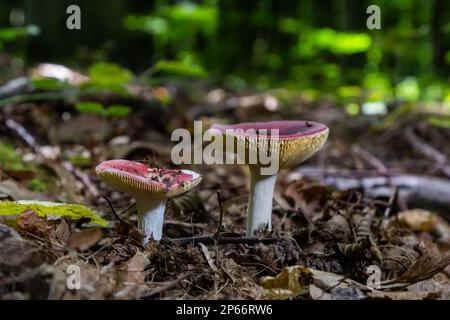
[103,196,133,226]
[139,273,188,299]
[171,235,280,246]
[384,187,398,218]
[215,189,224,241]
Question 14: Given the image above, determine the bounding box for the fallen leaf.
[118,251,150,285]
[68,228,103,251]
[259,265,313,299]
[398,209,439,232]
[394,247,450,284]
[16,209,53,242]
[284,180,328,220]
[259,265,369,300]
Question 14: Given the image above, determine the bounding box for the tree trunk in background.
[431,0,444,76]
[23,0,152,71]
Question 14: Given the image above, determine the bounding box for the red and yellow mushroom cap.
[95,160,202,198]
[210,120,329,170]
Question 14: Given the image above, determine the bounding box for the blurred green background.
[0,0,449,113]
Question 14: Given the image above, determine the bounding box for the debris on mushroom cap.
[95,160,201,197]
[210,120,329,169]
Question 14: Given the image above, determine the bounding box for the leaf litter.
[0,66,450,300]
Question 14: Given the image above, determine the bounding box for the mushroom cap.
[95,160,202,198]
[210,120,329,170]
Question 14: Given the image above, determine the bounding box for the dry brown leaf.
[68,228,103,251]
[259,265,370,300]
[259,265,313,299]
[16,209,53,241]
[117,251,150,285]
[284,180,328,219]
[398,209,440,232]
[395,244,450,284]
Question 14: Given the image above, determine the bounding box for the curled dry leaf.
[398,209,443,232]
[394,247,450,284]
[259,265,369,300]
[259,265,313,300]
[118,251,150,286]
[397,209,450,248]
[68,228,103,251]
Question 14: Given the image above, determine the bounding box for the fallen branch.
[296,166,450,215]
[404,127,450,178]
[0,77,31,100]
[170,235,281,246]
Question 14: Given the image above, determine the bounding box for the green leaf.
[153,60,207,78]
[105,104,132,117]
[0,25,40,42]
[32,78,70,90]
[427,116,450,129]
[396,77,420,102]
[75,101,104,114]
[88,62,133,86]
[0,200,108,226]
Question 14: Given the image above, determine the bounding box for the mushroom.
[210,120,329,236]
[95,159,202,243]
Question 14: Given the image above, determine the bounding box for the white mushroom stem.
[136,196,166,243]
[246,167,278,236]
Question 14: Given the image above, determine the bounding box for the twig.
[383,187,398,218]
[170,235,281,246]
[5,119,38,151]
[404,127,450,178]
[164,220,208,230]
[198,243,219,273]
[103,196,132,226]
[352,145,388,175]
[0,77,31,99]
[139,273,188,299]
[215,189,224,241]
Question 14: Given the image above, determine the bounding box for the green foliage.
[88,62,133,89]
[104,104,132,117]
[75,101,104,114]
[74,101,131,117]
[396,77,420,102]
[124,2,218,42]
[0,25,40,46]
[0,143,33,172]
[66,154,92,166]
[27,178,46,192]
[0,200,107,226]
[427,116,450,129]
[32,78,70,90]
[153,60,207,78]
[297,29,372,58]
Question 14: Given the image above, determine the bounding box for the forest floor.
[1,64,450,300]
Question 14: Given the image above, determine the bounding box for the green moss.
[0,142,34,172]
[0,200,108,226]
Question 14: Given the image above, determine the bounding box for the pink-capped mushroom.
[210,120,329,236]
[96,159,202,243]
